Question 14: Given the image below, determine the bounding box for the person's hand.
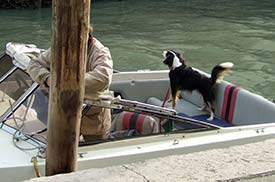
[47,77,51,86]
[45,76,51,87]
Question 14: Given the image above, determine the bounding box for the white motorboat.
[1,43,275,182]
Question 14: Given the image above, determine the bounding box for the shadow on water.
[0,0,274,99]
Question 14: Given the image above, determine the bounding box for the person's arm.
[27,48,51,87]
[84,46,113,99]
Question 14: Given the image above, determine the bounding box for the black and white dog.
[163,50,233,121]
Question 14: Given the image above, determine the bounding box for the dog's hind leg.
[198,95,209,111]
[207,111,214,121]
[206,102,215,121]
[198,95,207,111]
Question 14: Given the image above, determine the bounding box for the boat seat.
[146,96,233,128]
[147,81,275,127]
[110,111,160,137]
[217,84,275,126]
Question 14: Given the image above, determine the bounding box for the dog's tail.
[210,62,234,84]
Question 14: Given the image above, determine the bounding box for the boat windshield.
[0,69,33,116]
[0,54,14,78]
[0,53,48,143]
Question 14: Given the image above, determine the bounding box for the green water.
[0,0,275,99]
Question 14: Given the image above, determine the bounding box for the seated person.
[27,26,113,141]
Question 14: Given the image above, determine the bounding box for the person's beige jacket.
[27,37,113,138]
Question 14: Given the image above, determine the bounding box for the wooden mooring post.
[46,0,90,176]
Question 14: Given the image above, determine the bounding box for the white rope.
[8,99,46,152]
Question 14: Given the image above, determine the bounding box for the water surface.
[0,0,275,99]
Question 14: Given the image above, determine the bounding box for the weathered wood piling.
[46,0,90,176]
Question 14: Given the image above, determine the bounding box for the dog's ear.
[177,52,186,64]
[170,50,182,58]
[173,51,183,58]
[175,52,181,57]
[170,50,186,64]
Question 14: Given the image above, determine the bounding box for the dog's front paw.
[207,117,213,121]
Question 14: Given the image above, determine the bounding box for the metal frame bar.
[0,82,39,123]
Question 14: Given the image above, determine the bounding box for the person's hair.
[88,26,93,38]
[88,26,93,46]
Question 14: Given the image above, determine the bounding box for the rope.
[22,93,35,121]
[8,98,46,151]
[161,87,170,107]
[31,156,41,177]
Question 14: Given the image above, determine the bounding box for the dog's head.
[162,50,185,70]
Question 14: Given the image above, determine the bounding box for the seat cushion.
[111,111,160,136]
[175,113,233,129]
